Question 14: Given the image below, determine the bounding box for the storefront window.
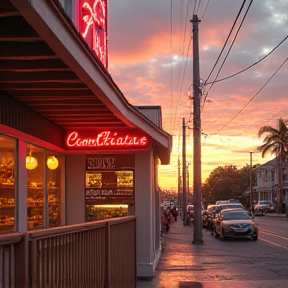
[86,204,129,221]
[85,169,134,221]
[0,135,16,234]
[27,146,63,230]
[27,144,45,230]
[47,153,61,227]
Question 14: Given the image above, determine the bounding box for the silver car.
[254,200,275,215]
[212,208,258,240]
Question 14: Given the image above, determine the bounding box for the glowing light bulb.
[26,155,38,170]
[47,156,59,170]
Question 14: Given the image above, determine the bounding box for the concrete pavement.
[136,213,288,288]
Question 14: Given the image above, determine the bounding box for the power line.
[203,0,247,88]
[205,34,288,85]
[171,0,212,133]
[203,0,254,107]
[172,1,192,132]
[194,0,202,15]
[218,55,288,132]
[201,0,210,20]
[173,36,193,132]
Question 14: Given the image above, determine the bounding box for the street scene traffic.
[2,0,288,287]
[139,210,288,288]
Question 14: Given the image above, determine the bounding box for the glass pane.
[116,171,133,187]
[47,153,62,227]
[86,204,128,221]
[85,170,134,221]
[86,172,102,188]
[27,144,44,230]
[0,135,16,233]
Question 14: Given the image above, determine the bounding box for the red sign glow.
[66,131,149,149]
[78,0,108,68]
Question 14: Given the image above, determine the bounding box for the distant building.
[255,157,288,211]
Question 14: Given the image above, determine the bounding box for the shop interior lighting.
[47,156,59,170]
[26,149,38,170]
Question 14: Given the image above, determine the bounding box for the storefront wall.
[1,90,165,278]
[0,0,171,279]
[64,150,160,277]
[135,150,160,277]
[66,154,86,224]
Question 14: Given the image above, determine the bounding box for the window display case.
[27,145,62,230]
[86,204,128,221]
[0,135,16,233]
[85,170,134,203]
[85,170,134,221]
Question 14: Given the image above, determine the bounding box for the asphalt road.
[137,215,288,288]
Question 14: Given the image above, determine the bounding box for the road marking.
[259,237,288,250]
[260,230,288,240]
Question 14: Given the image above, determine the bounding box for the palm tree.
[258,118,288,213]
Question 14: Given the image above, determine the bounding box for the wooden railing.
[1,216,136,288]
[0,232,25,288]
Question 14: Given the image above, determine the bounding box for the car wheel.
[252,235,258,241]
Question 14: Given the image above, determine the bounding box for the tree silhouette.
[258,118,288,213]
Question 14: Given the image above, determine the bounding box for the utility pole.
[182,118,188,225]
[191,14,203,244]
[250,152,253,210]
[177,143,181,214]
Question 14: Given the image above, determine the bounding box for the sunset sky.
[107,0,288,189]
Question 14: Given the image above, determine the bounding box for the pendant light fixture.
[26,149,38,170]
[47,156,59,170]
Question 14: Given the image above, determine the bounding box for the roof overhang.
[0,0,172,164]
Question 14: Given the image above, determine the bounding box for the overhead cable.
[204,34,288,84]
[203,0,253,107]
[173,36,193,132]
[203,0,247,88]
[201,0,210,20]
[218,56,288,132]
[173,1,191,132]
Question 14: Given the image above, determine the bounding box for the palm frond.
[257,118,288,158]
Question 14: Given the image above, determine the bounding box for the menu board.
[85,170,134,204]
[85,187,134,203]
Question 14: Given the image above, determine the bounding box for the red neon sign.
[66,131,149,149]
[78,0,108,68]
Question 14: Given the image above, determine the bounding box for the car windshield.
[259,201,271,205]
[222,211,250,220]
[219,204,243,211]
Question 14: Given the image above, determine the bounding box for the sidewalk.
[136,214,288,288]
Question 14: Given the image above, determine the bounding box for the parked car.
[212,208,258,240]
[215,199,240,205]
[211,202,246,229]
[215,200,230,205]
[186,204,194,219]
[186,204,204,220]
[254,200,275,215]
[202,204,217,229]
[214,202,245,215]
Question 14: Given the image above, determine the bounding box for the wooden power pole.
[191,14,203,244]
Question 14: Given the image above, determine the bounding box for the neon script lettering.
[80,0,107,67]
[67,131,148,148]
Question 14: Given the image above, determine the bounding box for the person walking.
[163,208,172,232]
[171,206,178,222]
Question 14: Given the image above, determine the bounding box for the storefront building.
[0,0,172,281]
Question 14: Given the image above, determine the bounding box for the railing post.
[15,234,29,288]
[105,222,111,288]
